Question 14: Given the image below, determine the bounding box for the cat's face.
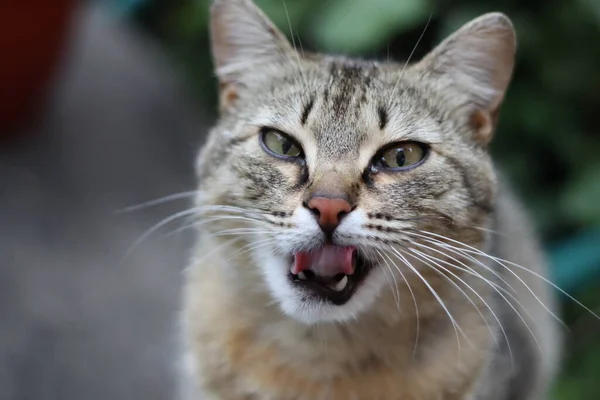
[196,0,515,324]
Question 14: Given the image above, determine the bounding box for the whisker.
[374,249,402,311]
[121,203,278,266]
[407,248,500,346]
[167,214,276,237]
[472,246,600,320]
[114,191,198,214]
[281,0,311,101]
[164,211,279,240]
[225,237,279,262]
[378,249,421,357]
[215,228,277,236]
[367,214,448,223]
[410,230,568,329]
[387,10,434,110]
[386,246,470,362]
[408,239,544,355]
[193,204,267,217]
[417,236,519,294]
[411,229,573,326]
[193,206,285,227]
[119,207,204,267]
[282,0,298,53]
[409,247,513,367]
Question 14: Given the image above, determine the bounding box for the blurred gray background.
[0,3,206,399]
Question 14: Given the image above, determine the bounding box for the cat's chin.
[257,250,389,325]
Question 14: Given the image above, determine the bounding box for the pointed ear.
[210,0,294,111]
[417,13,516,144]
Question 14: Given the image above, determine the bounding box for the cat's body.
[180,1,560,399]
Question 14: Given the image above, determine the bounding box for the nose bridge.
[304,164,360,235]
[307,164,358,202]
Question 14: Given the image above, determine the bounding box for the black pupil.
[281,137,292,154]
[395,148,406,166]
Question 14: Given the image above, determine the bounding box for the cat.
[180,0,561,398]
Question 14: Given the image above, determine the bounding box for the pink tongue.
[292,245,356,277]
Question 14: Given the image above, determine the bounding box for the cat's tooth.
[298,271,308,280]
[332,275,348,291]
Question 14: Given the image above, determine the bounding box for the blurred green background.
[115,0,600,397]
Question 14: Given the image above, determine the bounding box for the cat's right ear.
[210,0,294,112]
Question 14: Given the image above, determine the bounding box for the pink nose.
[307,197,352,231]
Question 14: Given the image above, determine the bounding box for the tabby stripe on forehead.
[300,97,315,126]
[378,106,388,130]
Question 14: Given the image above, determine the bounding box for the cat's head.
[195,0,515,324]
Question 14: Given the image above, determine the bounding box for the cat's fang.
[297,271,308,280]
[332,275,348,291]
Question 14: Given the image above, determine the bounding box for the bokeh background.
[1,0,599,398]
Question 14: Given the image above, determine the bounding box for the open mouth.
[288,245,373,305]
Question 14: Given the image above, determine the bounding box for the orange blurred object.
[0,0,76,136]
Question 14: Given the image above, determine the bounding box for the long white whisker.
[119,207,204,266]
[407,248,500,346]
[417,236,552,350]
[374,249,401,311]
[387,246,470,362]
[226,237,278,262]
[192,205,269,217]
[121,202,278,264]
[472,249,600,321]
[409,239,544,355]
[387,11,434,110]
[410,248,512,367]
[378,249,420,357]
[408,229,569,327]
[281,0,310,98]
[114,191,198,214]
[164,214,275,237]
[194,210,274,225]
[403,233,518,294]
[420,237,518,294]
[215,228,277,235]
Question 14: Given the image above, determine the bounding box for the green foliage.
[312,0,429,54]
[125,0,600,397]
[562,164,600,226]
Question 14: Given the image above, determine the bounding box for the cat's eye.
[373,142,427,171]
[260,129,303,160]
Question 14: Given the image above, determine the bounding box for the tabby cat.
[180,0,561,398]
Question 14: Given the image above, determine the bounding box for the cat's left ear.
[210,0,295,112]
[415,13,516,144]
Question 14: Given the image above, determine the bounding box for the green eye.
[375,142,426,170]
[260,129,303,159]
